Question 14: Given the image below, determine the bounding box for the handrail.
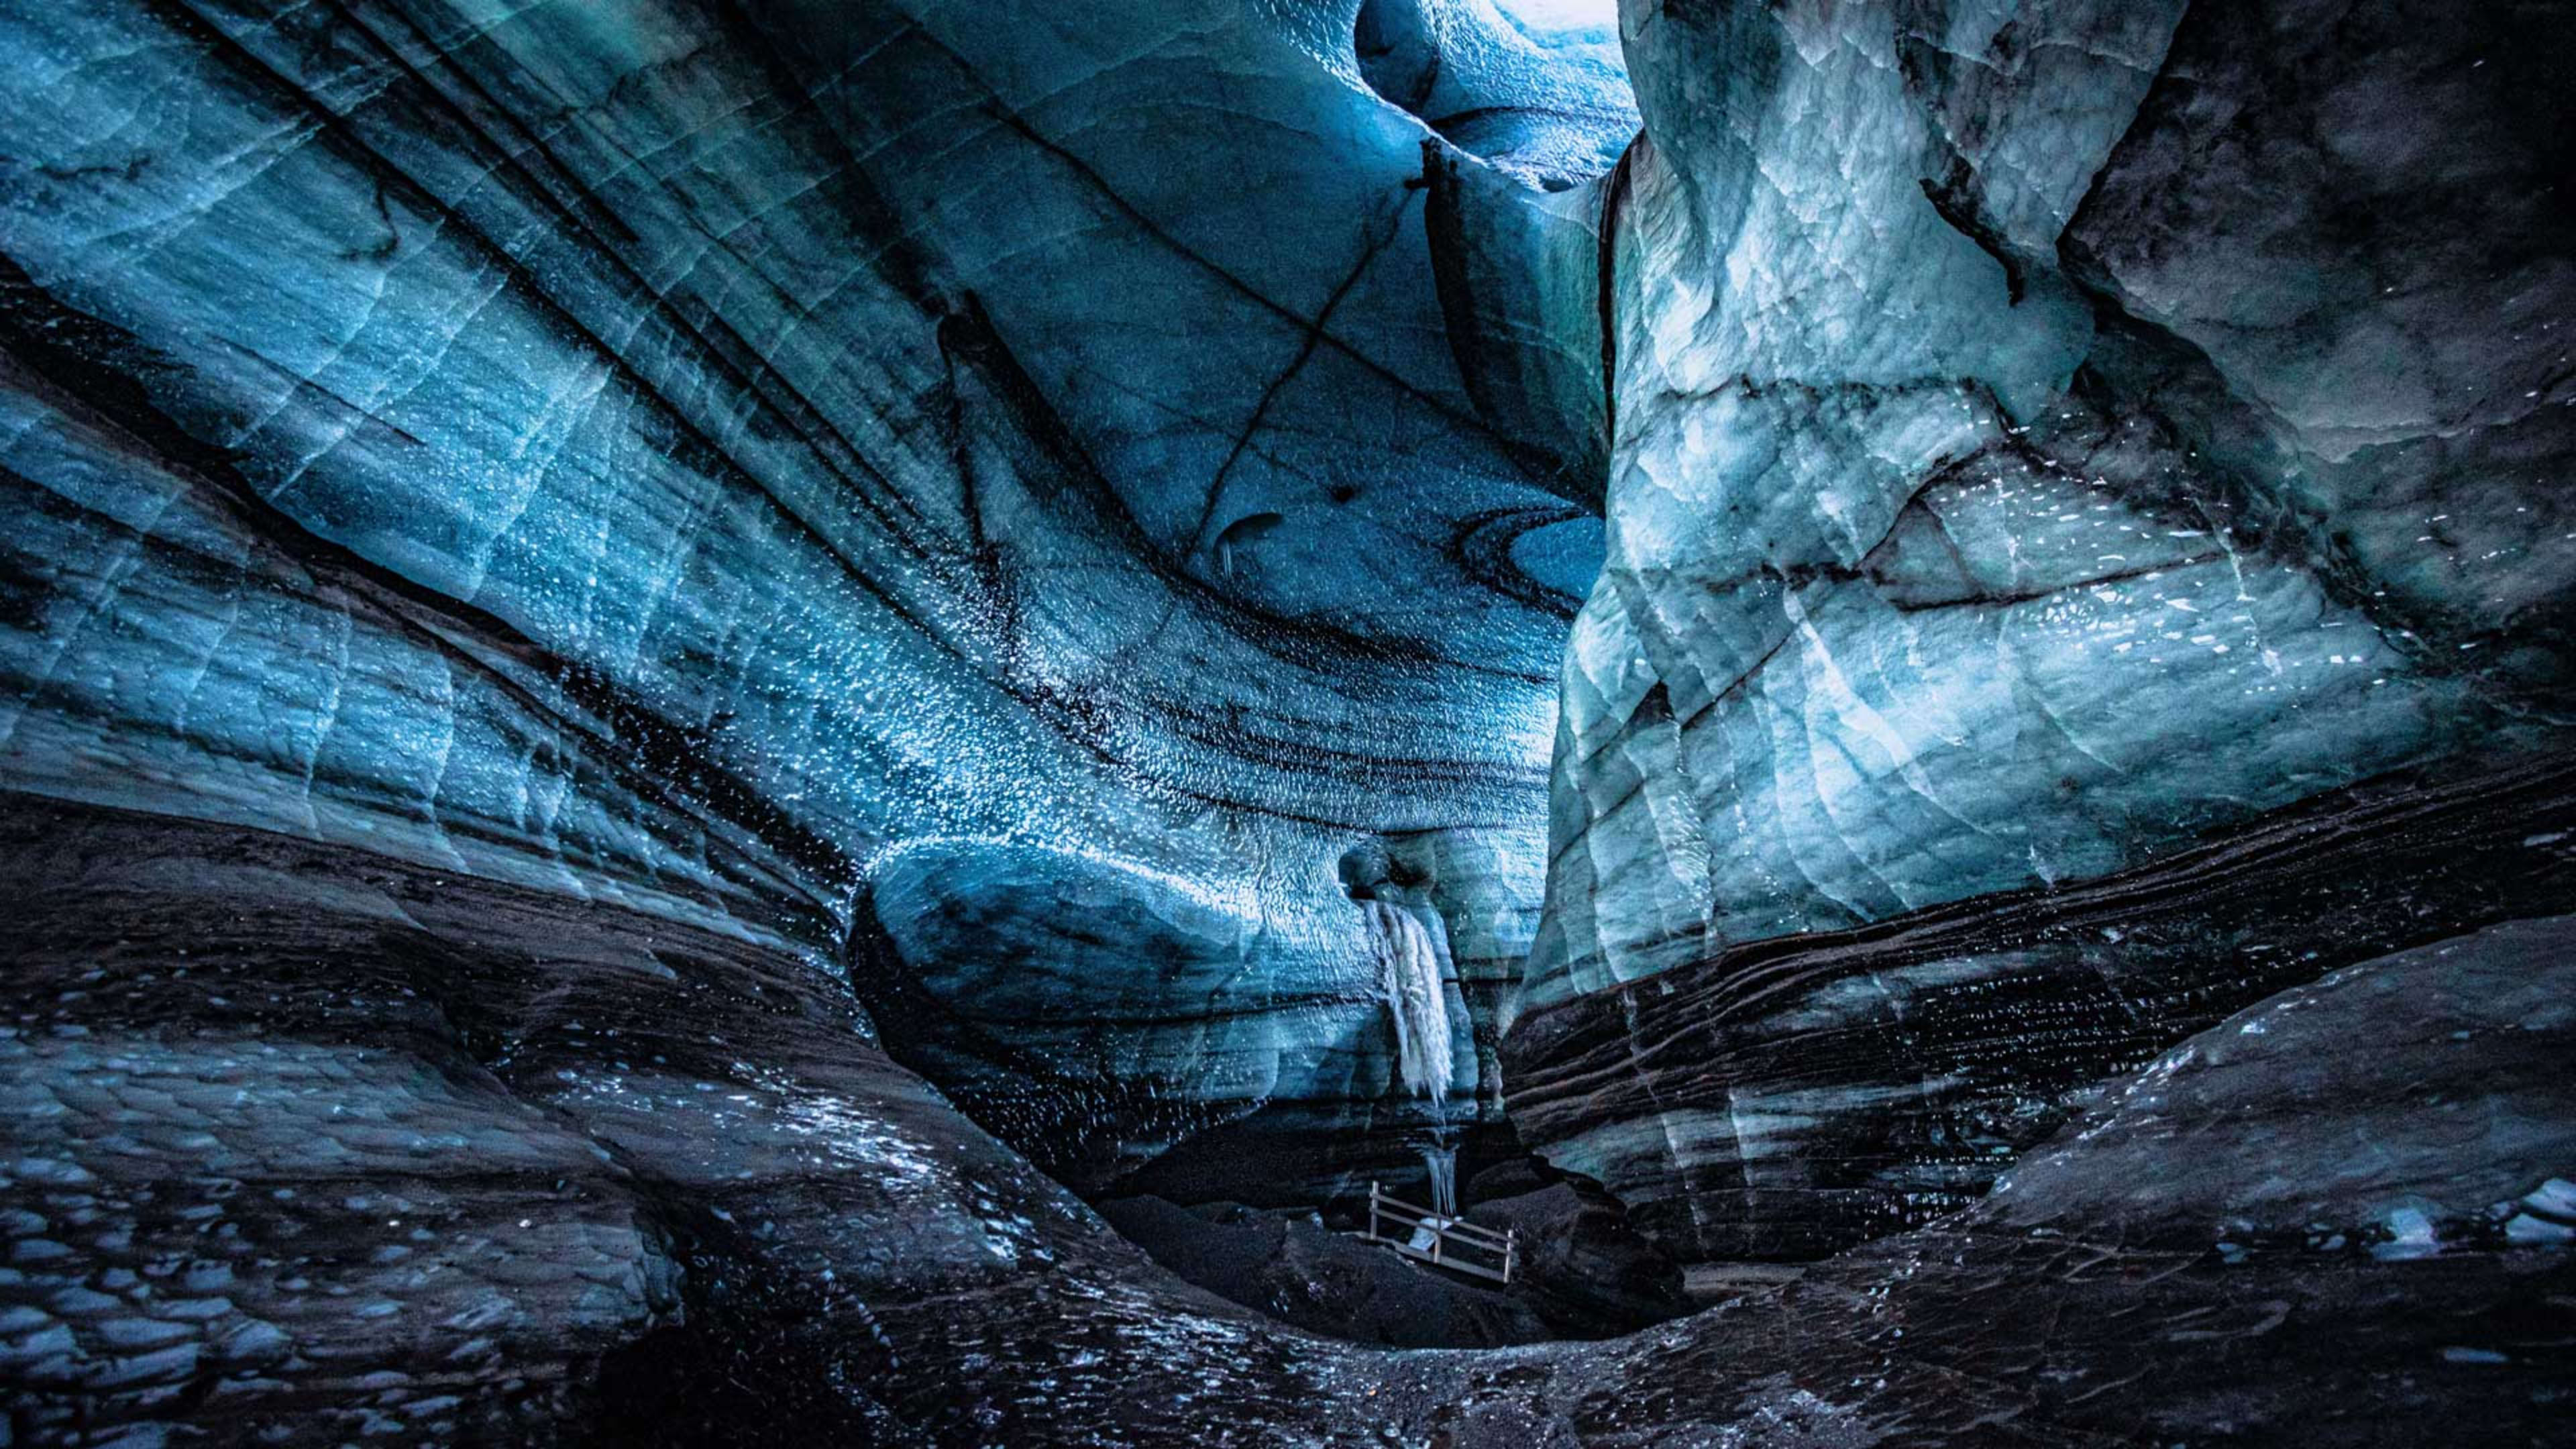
[1368,1195,1513,1248]
[1360,1181,1517,1285]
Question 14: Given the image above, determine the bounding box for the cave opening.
[1356,0,1635,190]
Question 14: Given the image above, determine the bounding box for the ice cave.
[1,0,2571,1442]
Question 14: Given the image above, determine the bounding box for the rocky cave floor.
[6,793,2571,1446]
[1093,1159,1691,1352]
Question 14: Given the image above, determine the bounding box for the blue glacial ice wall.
[7,1,2576,1442]
[0,0,1618,1196]
[1503,0,2576,1260]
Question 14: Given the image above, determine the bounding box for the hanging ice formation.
[1420,1140,1460,1218]
[1366,900,1454,1107]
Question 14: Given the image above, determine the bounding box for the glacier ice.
[0,0,1603,1203]
[1503,0,2576,1263]
[1,0,2573,1442]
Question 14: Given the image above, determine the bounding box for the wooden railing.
[1360,1181,1517,1285]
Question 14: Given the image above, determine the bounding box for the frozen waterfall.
[1366,900,1454,1106]
[1421,1140,1460,1218]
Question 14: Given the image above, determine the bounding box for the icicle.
[1366,899,1454,1108]
[1420,1140,1458,1219]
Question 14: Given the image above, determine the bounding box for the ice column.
[1367,900,1455,1106]
[1420,1141,1459,1218]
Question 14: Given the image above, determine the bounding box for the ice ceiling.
[2,0,2573,1443]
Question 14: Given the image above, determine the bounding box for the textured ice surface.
[1505,0,2576,1260]
[0,0,1610,1191]
[4,0,2575,1441]
[1984,914,2576,1250]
